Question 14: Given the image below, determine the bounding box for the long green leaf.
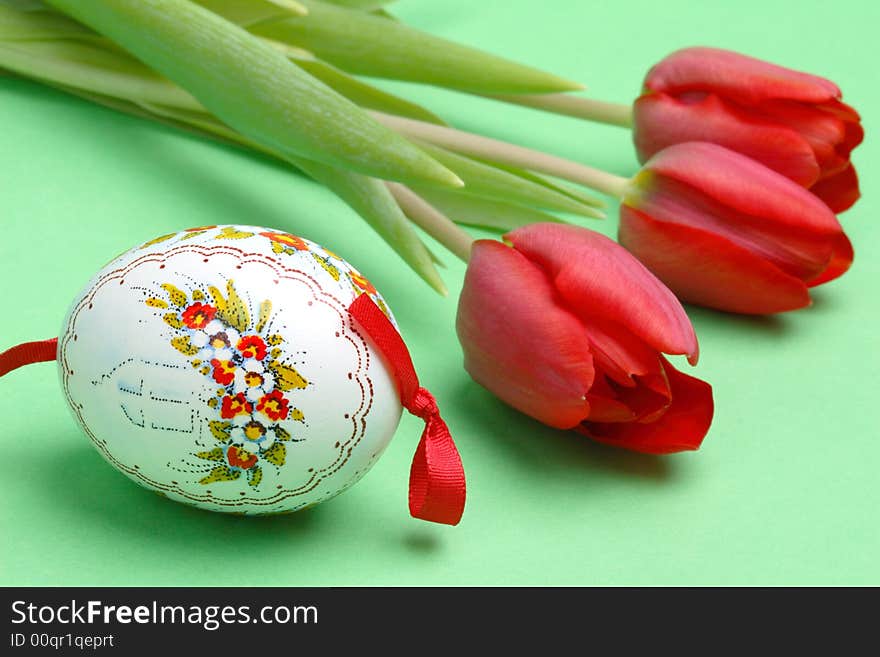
[0,39,203,111]
[44,0,462,188]
[480,159,608,210]
[415,188,567,232]
[0,12,448,292]
[294,161,446,293]
[411,141,604,219]
[195,0,306,26]
[321,0,394,10]
[0,3,98,41]
[248,0,582,94]
[292,57,446,125]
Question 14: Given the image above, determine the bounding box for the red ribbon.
[0,338,58,378]
[348,294,466,526]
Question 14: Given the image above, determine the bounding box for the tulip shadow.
[684,304,791,338]
[103,116,313,227]
[804,289,837,314]
[4,78,311,232]
[452,381,673,483]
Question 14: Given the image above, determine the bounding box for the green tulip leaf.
[44,0,461,188]
[412,142,603,219]
[414,188,568,231]
[292,57,447,125]
[0,38,203,111]
[292,158,447,294]
[249,0,582,94]
[320,0,396,10]
[195,0,306,27]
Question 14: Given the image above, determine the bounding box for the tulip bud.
[456,224,713,454]
[633,47,863,212]
[620,142,853,314]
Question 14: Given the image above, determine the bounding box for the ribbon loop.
[348,294,466,526]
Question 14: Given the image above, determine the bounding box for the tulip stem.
[484,93,634,128]
[386,182,474,263]
[372,111,632,199]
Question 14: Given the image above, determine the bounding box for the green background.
[1,0,877,585]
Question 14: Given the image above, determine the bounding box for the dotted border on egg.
[60,241,381,513]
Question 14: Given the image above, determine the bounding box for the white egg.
[58,225,402,514]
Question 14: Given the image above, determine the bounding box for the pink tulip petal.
[633,92,820,186]
[820,98,861,123]
[753,99,852,174]
[587,372,636,422]
[838,110,865,154]
[619,206,812,314]
[641,142,842,236]
[808,231,854,287]
[633,143,843,281]
[586,357,672,424]
[456,240,594,429]
[608,370,672,424]
[631,170,832,282]
[584,393,636,423]
[810,163,861,214]
[582,315,664,387]
[507,223,699,364]
[644,47,841,106]
[578,357,714,454]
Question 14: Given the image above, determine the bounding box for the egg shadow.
[451,379,673,483]
[33,438,325,548]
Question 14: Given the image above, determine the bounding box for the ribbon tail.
[0,338,58,378]
[409,415,466,526]
[348,294,466,526]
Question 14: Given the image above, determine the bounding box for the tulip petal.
[605,370,672,423]
[578,357,714,454]
[619,206,811,314]
[507,223,699,364]
[583,394,636,423]
[754,99,851,175]
[644,47,841,106]
[810,163,861,214]
[456,240,594,429]
[581,315,663,387]
[640,142,842,236]
[633,92,820,186]
[585,351,672,424]
[633,143,843,281]
[808,232,854,287]
[585,375,637,422]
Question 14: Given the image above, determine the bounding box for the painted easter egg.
[58,225,402,514]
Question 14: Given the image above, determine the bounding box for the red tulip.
[619,142,853,315]
[633,47,863,213]
[456,224,713,454]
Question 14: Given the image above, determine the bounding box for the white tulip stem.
[484,93,634,128]
[372,111,632,199]
[386,182,474,263]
